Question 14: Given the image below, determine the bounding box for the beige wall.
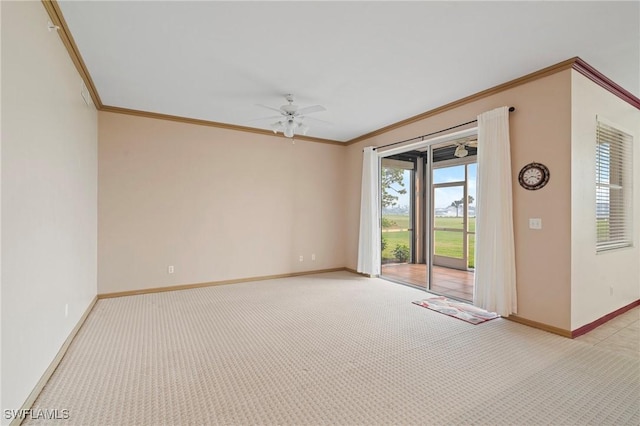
[1,1,98,419]
[345,71,573,330]
[571,71,640,329]
[98,112,346,293]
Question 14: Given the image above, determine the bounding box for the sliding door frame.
[377,127,478,291]
[431,156,477,271]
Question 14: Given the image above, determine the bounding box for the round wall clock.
[518,162,550,190]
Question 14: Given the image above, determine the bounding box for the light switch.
[529,218,542,230]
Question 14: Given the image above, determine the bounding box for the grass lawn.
[434,231,475,268]
[382,215,476,231]
[381,215,475,267]
[381,214,411,230]
[596,218,609,243]
[381,230,410,260]
[434,216,476,232]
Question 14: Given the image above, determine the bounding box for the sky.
[393,163,476,209]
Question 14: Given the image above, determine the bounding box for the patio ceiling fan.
[454,137,478,158]
[253,94,328,138]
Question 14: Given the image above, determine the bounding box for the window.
[596,118,633,251]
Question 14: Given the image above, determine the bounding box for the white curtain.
[474,107,517,316]
[357,147,381,276]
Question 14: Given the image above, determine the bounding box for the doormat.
[412,296,499,325]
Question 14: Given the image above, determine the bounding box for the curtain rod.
[368,106,515,152]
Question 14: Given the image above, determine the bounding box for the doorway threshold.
[381,263,474,302]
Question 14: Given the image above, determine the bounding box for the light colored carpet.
[26,271,639,425]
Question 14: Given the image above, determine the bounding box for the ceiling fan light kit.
[271,119,309,138]
[454,144,469,158]
[256,94,326,139]
[452,136,478,158]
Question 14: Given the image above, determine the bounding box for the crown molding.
[40,0,343,146]
[100,106,345,146]
[572,58,640,110]
[344,58,578,146]
[41,0,103,108]
[39,0,640,148]
[345,57,640,146]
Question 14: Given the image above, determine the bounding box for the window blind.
[596,119,633,251]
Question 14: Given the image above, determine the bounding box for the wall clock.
[518,162,550,190]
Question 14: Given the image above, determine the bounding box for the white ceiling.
[58,1,639,142]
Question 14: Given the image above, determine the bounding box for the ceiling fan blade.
[296,105,326,115]
[270,121,284,131]
[256,104,283,114]
[304,116,333,126]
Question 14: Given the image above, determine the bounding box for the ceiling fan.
[454,137,478,158]
[255,94,327,138]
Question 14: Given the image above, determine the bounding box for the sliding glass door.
[432,164,474,271]
[429,159,476,301]
[380,158,415,282]
[377,132,478,301]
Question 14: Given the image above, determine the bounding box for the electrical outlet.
[312,253,316,261]
[609,286,614,296]
[168,265,175,274]
[299,255,304,262]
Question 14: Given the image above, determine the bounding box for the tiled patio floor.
[381,263,474,301]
